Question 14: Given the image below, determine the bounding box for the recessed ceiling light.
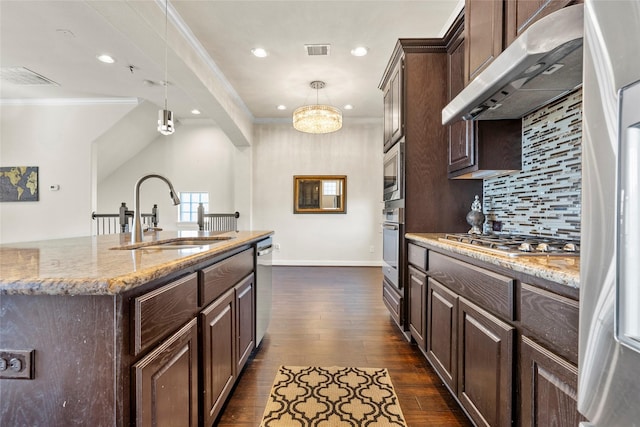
[191,109,201,115]
[344,104,354,110]
[276,105,287,110]
[251,48,268,58]
[96,54,116,64]
[350,46,368,57]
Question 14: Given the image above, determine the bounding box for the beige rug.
[259,366,408,427]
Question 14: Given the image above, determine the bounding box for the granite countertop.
[406,233,580,289]
[0,230,273,296]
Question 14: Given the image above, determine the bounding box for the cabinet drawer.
[199,248,254,307]
[408,243,427,271]
[132,273,198,356]
[382,279,403,326]
[520,283,579,364]
[428,251,514,320]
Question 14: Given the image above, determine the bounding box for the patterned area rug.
[259,366,408,426]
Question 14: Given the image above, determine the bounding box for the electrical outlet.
[369,246,375,253]
[0,350,34,380]
[274,243,281,250]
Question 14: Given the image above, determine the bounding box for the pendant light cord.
[163,0,169,110]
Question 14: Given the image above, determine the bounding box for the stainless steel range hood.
[442,4,584,125]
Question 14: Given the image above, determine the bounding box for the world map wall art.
[0,166,39,202]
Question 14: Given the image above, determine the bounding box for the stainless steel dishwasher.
[256,237,273,346]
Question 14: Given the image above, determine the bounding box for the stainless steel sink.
[112,236,235,250]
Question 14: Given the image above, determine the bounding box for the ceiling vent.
[0,67,58,85]
[305,44,330,56]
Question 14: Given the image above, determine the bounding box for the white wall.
[97,121,240,230]
[252,120,383,266]
[0,103,136,243]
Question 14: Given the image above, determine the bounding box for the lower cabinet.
[426,278,458,393]
[427,277,514,426]
[201,288,236,427]
[458,297,514,427]
[408,265,427,349]
[419,245,579,427]
[135,248,256,427]
[520,336,584,427]
[132,318,199,427]
[236,274,255,373]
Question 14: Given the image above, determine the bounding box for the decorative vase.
[466,195,485,235]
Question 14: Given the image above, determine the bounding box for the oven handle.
[383,223,399,230]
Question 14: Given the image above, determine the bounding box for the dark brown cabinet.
[426,277,458,393]
[132,318,199,427]
[505,0,577,47]
[235,273,255,373]
[458,297,514,427]
[412,240,581,427]
[520,336,584,427]
[382,58,403,151]
[408,265,426,349]
[379,38,482,331]
[447,12,522,179]
[201,287,236,427]
[465,0,504,84]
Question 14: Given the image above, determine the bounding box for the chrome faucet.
[131,174,180,243]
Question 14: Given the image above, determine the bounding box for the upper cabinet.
[465,0,580,85]
[447,12,522,179]
[505,0,578,46]
[382,58,404,152]
[464,0,504,84]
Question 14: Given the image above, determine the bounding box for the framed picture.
[0,166,39,202]
[293,175,346,214]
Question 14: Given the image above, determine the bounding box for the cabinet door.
[132,318,198,427]
[408,265,427,349]
[236,273,255,373]
[465,0,504,83]
[383,84,393,149]
[448,35,475,173]
[201,288,236,427]
[458,297,514,427]
[389,60,403,145]
[426,278,458,393]
[521,336,585,427]
[505,0,574,46]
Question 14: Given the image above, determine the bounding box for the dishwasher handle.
[257,245,273,256]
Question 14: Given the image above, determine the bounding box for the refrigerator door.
[579,1,640,425]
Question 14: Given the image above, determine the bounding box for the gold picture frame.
[293,175,346,214]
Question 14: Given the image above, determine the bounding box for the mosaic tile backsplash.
[482,88,582,240]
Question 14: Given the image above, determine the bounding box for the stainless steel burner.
[439,233,580,257]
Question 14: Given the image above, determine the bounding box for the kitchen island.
[405,232,583,426]
[0,230,273,426]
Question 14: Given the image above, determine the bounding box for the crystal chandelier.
[293,81,342,134]
[157,0,174,136]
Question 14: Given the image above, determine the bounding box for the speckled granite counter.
[406,233,580,289]
[0,230,273,295]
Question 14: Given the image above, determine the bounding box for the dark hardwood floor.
[216,266,472,426]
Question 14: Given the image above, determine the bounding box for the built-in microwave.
[383,140,404,202]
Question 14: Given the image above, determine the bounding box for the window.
[180,192,209,222]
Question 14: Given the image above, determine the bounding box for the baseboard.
[272,260,384,267]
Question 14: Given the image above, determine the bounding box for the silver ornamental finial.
[466,195,485,235]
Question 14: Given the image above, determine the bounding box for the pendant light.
[293,81,342,134]
[157,0,174,135]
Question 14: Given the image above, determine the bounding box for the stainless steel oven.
[383,140,404,202]
[382,203,404,289]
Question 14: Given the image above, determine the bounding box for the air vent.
[0,67,58,85]
[305,44,330,56]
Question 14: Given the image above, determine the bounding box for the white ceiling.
[0,0,462,135]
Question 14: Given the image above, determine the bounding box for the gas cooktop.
[439,233,580,257]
